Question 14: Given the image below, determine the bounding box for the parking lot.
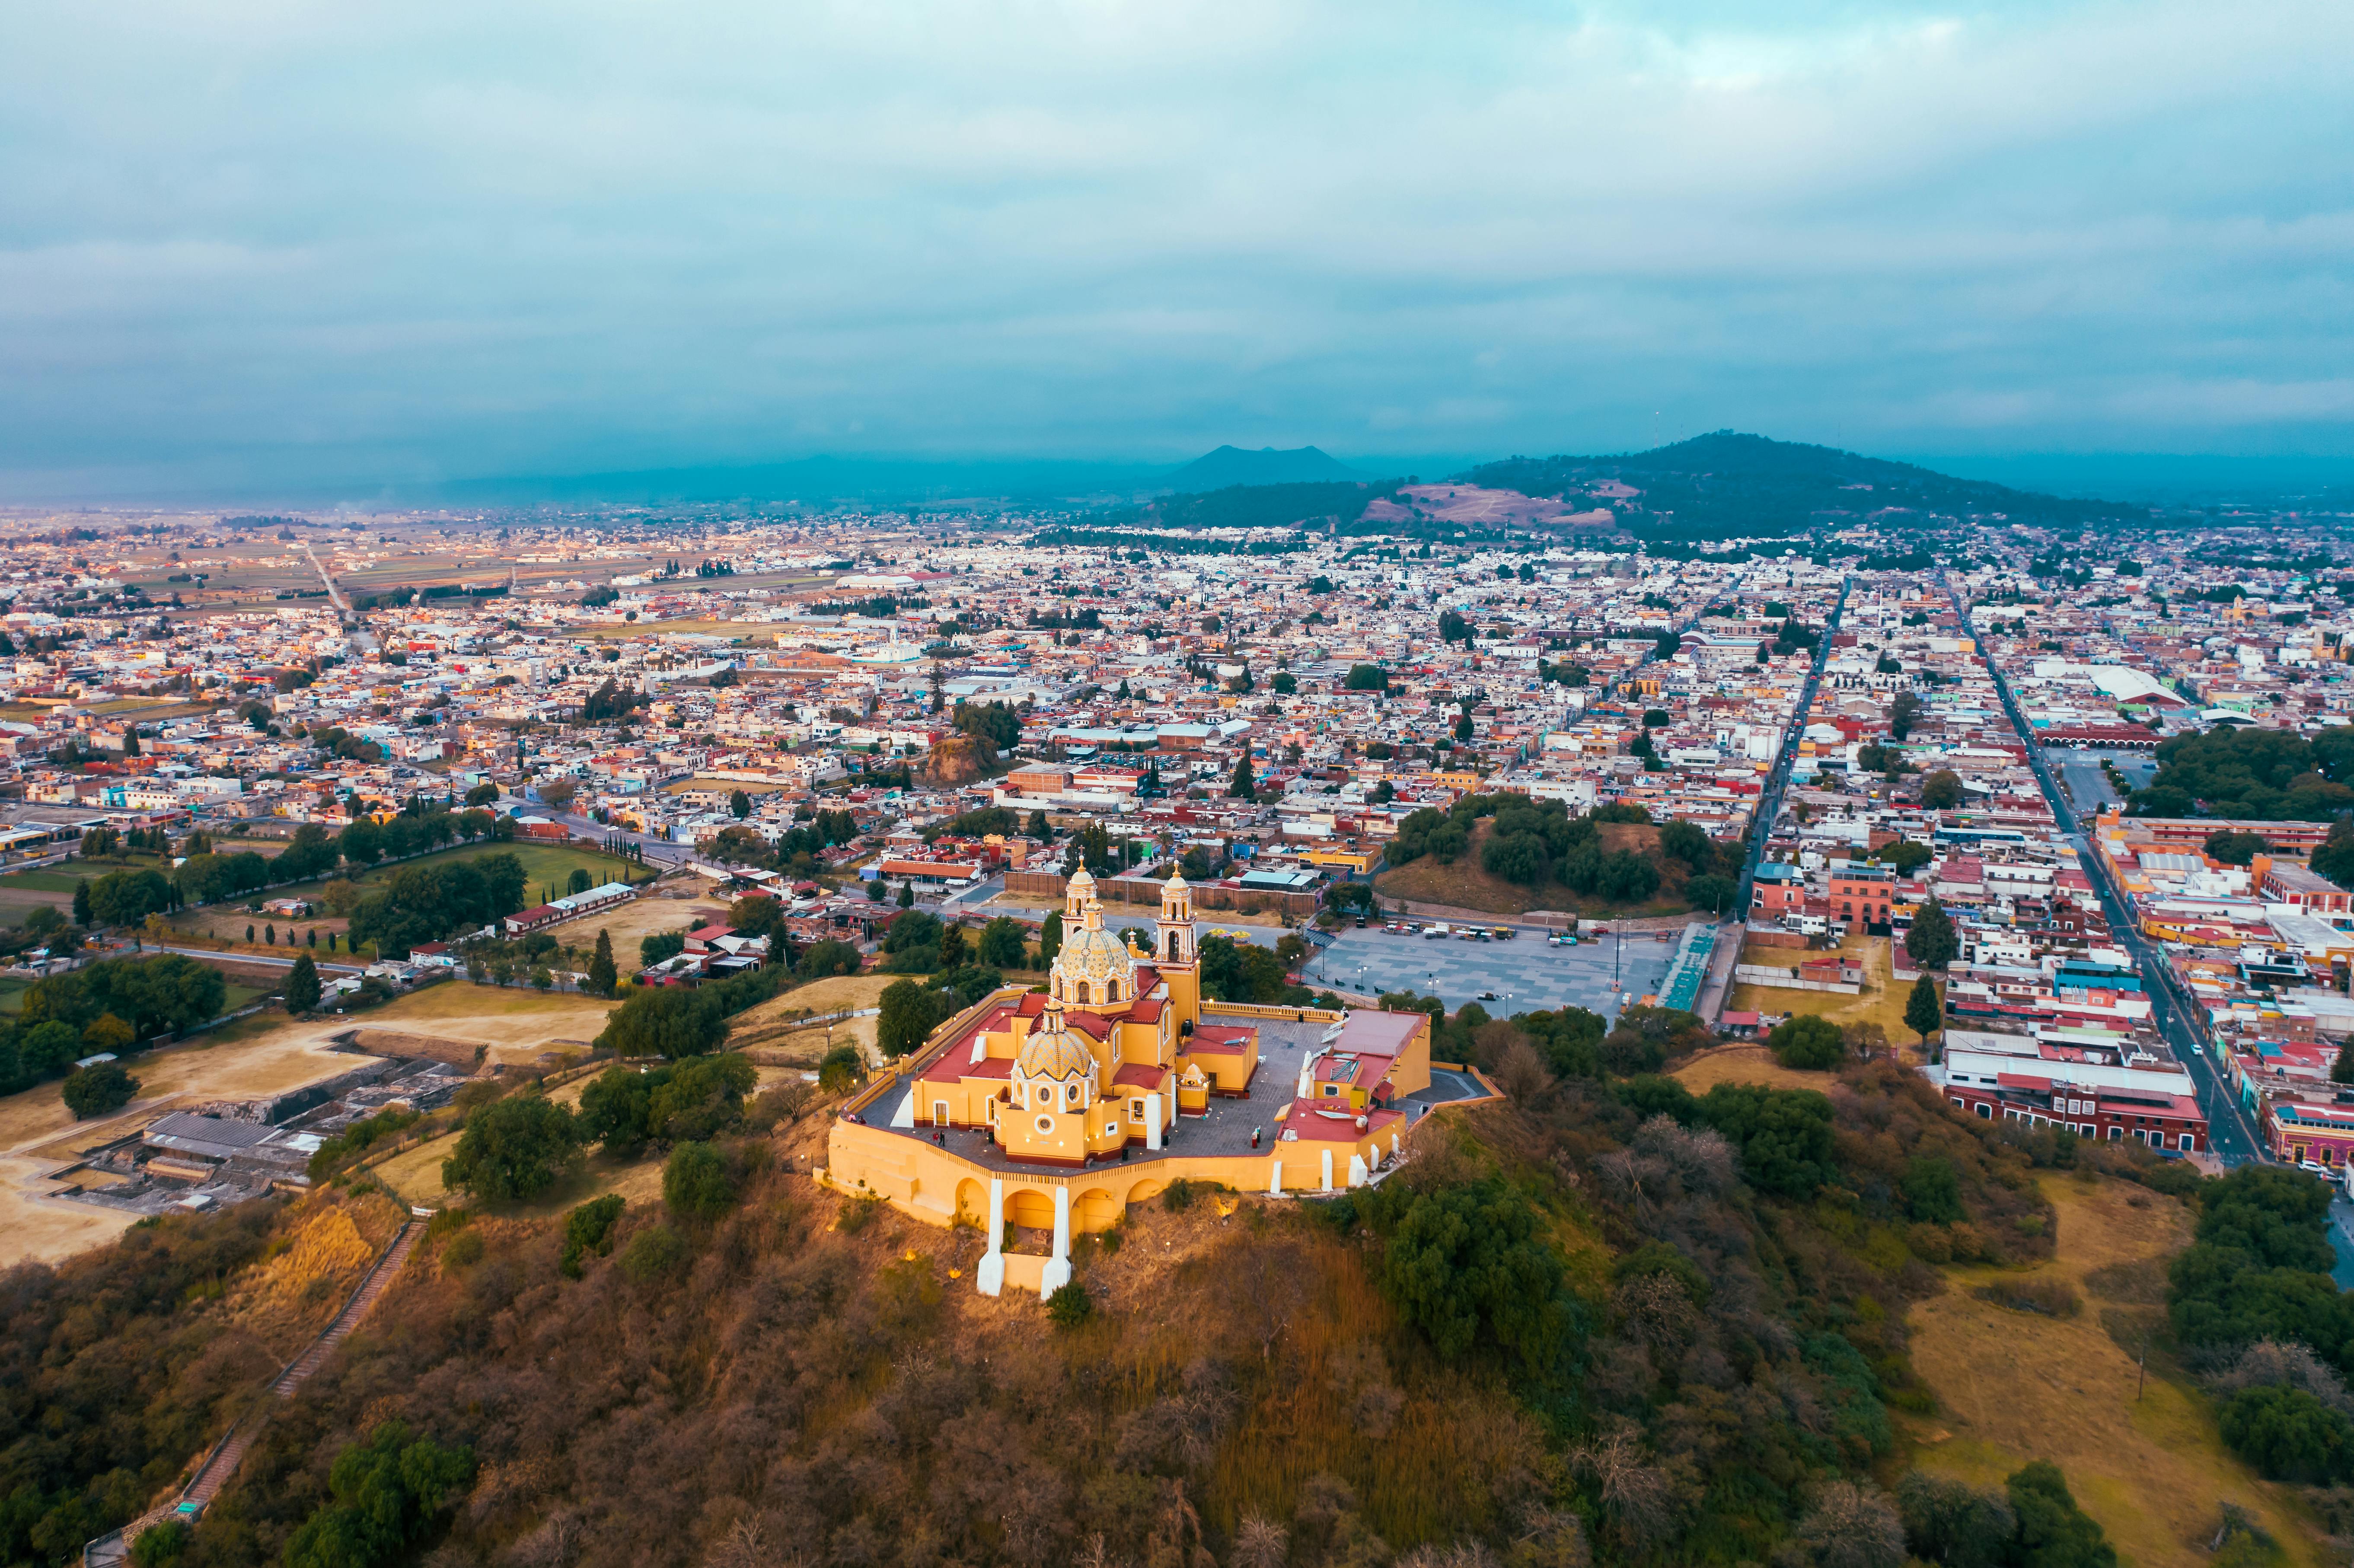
[1300,922,1680,1020]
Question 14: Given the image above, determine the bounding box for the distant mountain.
[1458,430,2148,539]
[1164,445,1362,492]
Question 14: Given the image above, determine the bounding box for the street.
[1940,570,2266,1166]
[1735,576,1853,917]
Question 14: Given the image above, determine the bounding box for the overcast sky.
[3,0,2350,500]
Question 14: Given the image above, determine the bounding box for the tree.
[877,978,946,1058]
[1906,973,1943,1045]
[440,1095,581,1203]
[2219,1385,2354,1483]
[1228,753,1257,801]
[897,881,915,909]
[1881,838,1932,873]
[1342,663,1389,692]
[82,1012,134,1054]
[286,952,322,1014]
[1684,873,1736,915]
[1907,896,1959,970]
[818,1043,863,1093]
[71,880,91,926]
[62,1061,140,1119]
[729,789,752,820]
[1361,1176,1566,1373]
[1025,809,1051,840]
[1895,1473,2016,1568]
[2204,829,2270,867]
[88,869,175,928]
[1694,1082,1837,1196]
[1039,909,1063,965]
[1784,1481,1907,1568]
[663,1141,740,1222]
[1768,1013,1844,1069]
[587,929,619,996]
[1920,768,1963,809]
[282,1422,474,1568]
[2003,1462,2116,1568]
[2335,1043,2354,1086]
[1453,712,1474,743]
[1889,690,1923,741]
[977,915,1028,969]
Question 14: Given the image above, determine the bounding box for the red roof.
[1111,1063,1171,1090]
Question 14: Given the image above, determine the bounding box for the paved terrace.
[866,1010,1486,1175]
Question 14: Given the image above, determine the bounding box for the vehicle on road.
[1490,926,1514,940]
[1423,924,1450,938]
[1477,991,1499,1001]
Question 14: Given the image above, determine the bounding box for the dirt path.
[1906,1176,2326,1568]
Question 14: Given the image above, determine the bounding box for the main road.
[1733,576,1853,918]
[1937,569,2266,1166]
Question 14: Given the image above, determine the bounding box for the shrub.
[439,1230,485,1270]
[1163,1177,1197,1212]
[663,1141,740,1223]
[1767,1014,1844,1070]
[560,1193,626,1277]
[619,1223,691,1283]
[1970,1277,2082,1318]
[129,1519,190,1567]
[1047,1281,1095,1330]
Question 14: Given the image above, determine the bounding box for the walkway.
[85,1221,422,1565]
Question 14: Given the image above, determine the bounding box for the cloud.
[0,0,2349,497]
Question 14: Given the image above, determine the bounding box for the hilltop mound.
[1457,430,2146,539]
[1165,444,1362,492]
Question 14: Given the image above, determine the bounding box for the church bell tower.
[1156,873,1200,1029]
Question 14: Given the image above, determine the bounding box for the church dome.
[1054,915,1138,1002]
[1015,1000,1096,1082]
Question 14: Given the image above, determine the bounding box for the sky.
[3,0,2351,502]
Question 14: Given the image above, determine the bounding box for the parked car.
[1490,926,1515,940]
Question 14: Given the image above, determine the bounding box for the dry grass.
[561,896,725,961]
[359,985,619,1066]
[372,1129,670,1217]
[727,972,899,1061]
[1672,1044,1837,1094]
[1904,1173,2329,1568]
[1726,935,1931,1060]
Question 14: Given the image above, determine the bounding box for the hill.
[19,1015,2338,1568]
[1375,819,1694,918]
[1165,445,1361,492]
[1458,430,2151,542]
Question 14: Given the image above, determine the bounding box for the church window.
[1035,1114,1054,1135]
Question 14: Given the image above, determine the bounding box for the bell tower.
[1156,873,1200,1029]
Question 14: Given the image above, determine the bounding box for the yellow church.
[823,869,1449,1297]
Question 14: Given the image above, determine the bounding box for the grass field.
[1671,1044,1835,1094]
[1374,820,1697,919]
[0,869,88,893]
[1725,934,1930,1058]
[358,984,618,1066]
[258,841,649,905]
[1905,1174,2328,1568]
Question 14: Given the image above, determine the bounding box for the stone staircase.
[84,1220,423,1565]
